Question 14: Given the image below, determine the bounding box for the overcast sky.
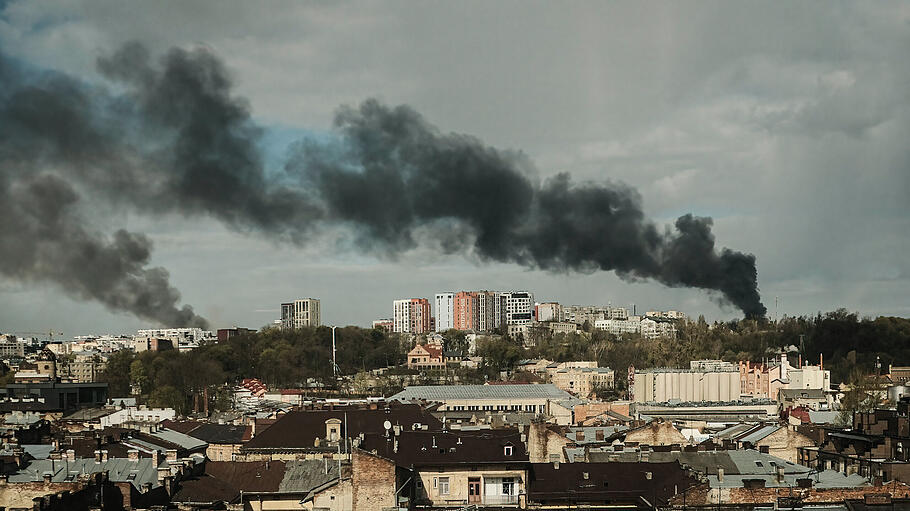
[1,1,908,335]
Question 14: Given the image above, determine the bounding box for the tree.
[837,368,887,426]
[99,350,134,396]
[476,336,523,373]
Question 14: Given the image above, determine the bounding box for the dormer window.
[504,445,513,456]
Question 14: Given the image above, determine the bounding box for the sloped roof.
[244,404,442,450]
[186,423,250,445]
[171,460,341,504]
[8,457,160,489]
[359,429,528,467]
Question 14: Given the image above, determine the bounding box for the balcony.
[482,495,519,506]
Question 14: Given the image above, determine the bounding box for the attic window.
[504,445,513,456]
[755,461,763,467]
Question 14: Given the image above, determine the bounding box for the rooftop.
[390,383,577,401]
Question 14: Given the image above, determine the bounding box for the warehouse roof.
[390,383,575,401]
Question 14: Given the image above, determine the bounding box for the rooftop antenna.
[331,326,338,379]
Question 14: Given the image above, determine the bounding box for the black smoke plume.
[0,42,766,321]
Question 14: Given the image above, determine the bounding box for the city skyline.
[0,2,908,333]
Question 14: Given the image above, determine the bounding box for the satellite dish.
[383,420,392,430]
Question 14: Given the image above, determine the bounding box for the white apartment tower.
[502,291,534,326]
[280,298,322,329]
[434,293,455,332]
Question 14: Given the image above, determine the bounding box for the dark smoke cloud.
[0,52,208,328]
[0,42,766,321]
[293,100,766,318]
[0,174,208,328]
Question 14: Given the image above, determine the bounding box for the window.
[504,445,513,456]
[439,477,450,495]
[502,477,515,495]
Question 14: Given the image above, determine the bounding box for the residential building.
[799,398,910,482]
[535,302,562,322]
[407,344,445,370]
[740,353,831,399]
[640,317,678,339]
[594,317,642,336]
[713,423,815,464]
[476,291,506,331]
[551,366,615,397]
[632,360,741,403]
[216,327,255,342]
[502,291,534,326]
[390,384,583,425]
[0,335,25,358]
[135,327,214,343]
[434,292,455,332]
[546,321,578,335]
[360,428,529,508]
[57,354,106,383]
[393,298,432,333]
[453,291,478,330]
[279,298,322,329]
[371,318,393,331]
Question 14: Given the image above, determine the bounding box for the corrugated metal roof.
[8,457,160,489]
[149,428,208,451]
[738,425,781,444]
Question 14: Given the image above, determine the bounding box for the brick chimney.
[101,450,109,462]
[128,449,140,462]
[166,449,178,462]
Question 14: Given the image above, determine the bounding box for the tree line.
[95,309,910,414]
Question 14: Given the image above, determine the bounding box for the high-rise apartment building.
[502,291,534,326]
[393,298,432,334]
[434,293,455,332]
[476,291,506,332]
[280,298,322,329]
[453,291,477,330]
[535,302,562,322]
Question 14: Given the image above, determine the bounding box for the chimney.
[101,450,109,462]
[65,449,75,461]
[776,466,785,484]
[93,450,101,463]
[166,449,178,463]
[717,468,724,484]
[128,449,140,462]
[43,472,52,484]
[152,450,160,468]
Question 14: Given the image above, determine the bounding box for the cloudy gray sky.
[1,1,908,334]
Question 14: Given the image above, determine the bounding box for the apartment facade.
[279,298,322,329]
[393,298,432,334]
[434,293,455,332]
[535,302,562,322]
[502,291,534,326]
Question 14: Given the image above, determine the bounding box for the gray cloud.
[0,1,907,331]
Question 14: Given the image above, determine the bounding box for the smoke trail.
[0,52,208,328]
[292,100,766,318]
[0,42,766,320]
[0,175,208,328]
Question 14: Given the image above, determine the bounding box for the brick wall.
[352,448,397,511]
